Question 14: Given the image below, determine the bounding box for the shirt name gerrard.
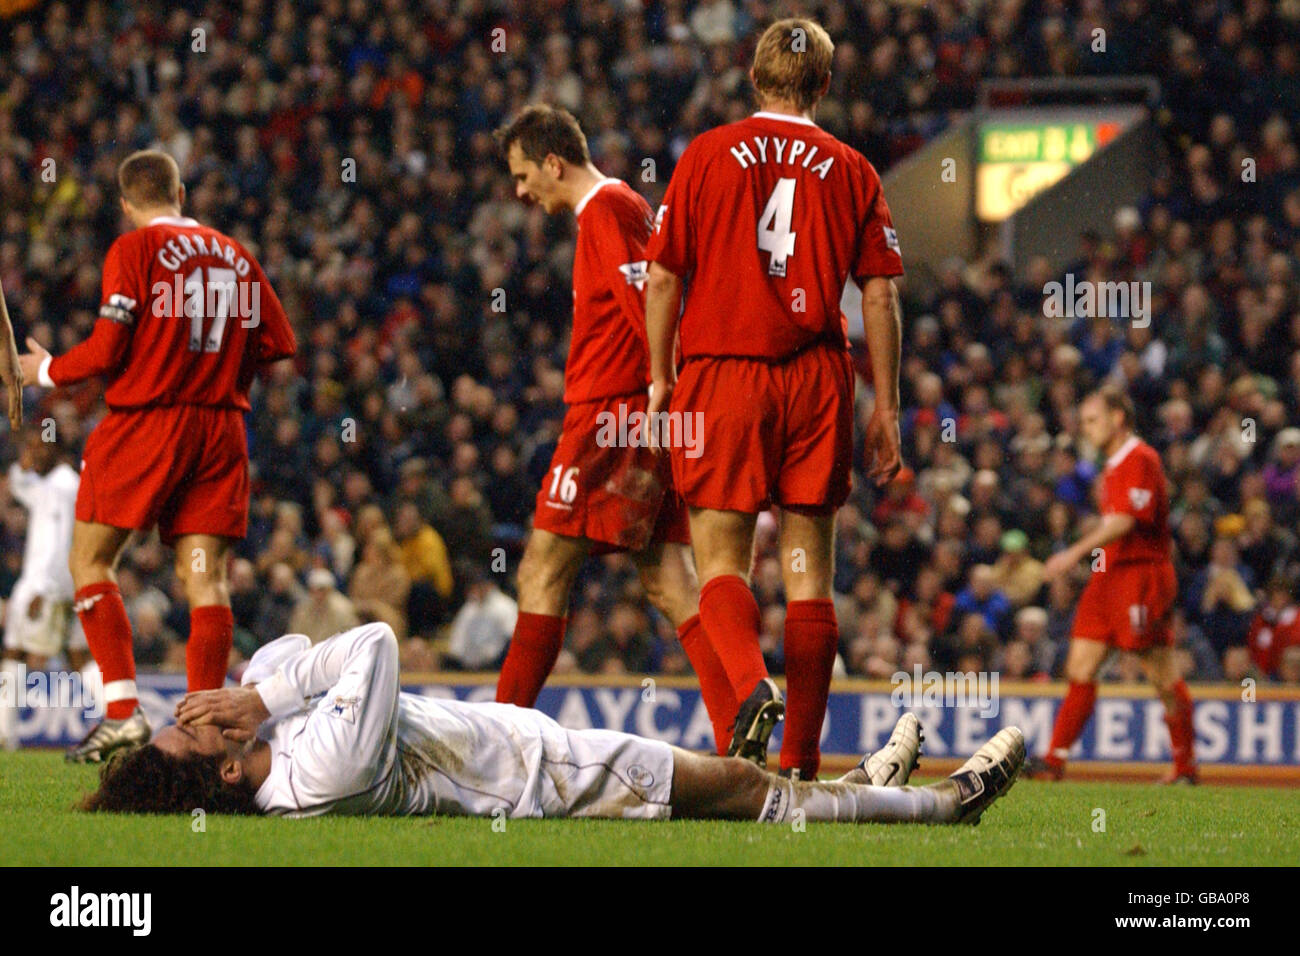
[156,233,252,277]
[728,136,835,179]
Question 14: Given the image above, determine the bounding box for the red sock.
[188,605,234,691]
[1046,681,1097,768]
[496,612,565,707]
[677,614,738,755]
[698,575,768,700]
[75,582,136,720]
[1165,680,1197,775]
[780,599,839,778]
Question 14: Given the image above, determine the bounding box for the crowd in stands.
[2,0,1299,685]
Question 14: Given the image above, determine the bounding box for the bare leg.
[667,746,955,823]
[777,509,835,601]
[688,507,758,586]
[69,521,133,591]
[1064,637,1110,684]
[515,529,590,616]
[633,541,700,628]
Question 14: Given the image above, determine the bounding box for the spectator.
[1246,574,1300,678]
[1188,537,1257,652]
[953,565,1013,639]
[990,529,1046,608]
[445,571,517,671]
[1012,606,1059,678]
[348,528,412,639]
[289,568,361,645]
[394,501,455,635]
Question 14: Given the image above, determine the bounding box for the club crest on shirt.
[883,226,900,253]
[326,694,361,723]
[1129,487,1152,510]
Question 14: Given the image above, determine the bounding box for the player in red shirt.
[490,106,740,754]
[17,150,296,762]
[1033,384,1196,783]
[644,18,905,776]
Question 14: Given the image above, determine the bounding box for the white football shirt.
[8,462,79,598]
[246,625,673,820]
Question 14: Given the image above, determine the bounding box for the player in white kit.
[81,622,1025,825]
[1,432,89,749]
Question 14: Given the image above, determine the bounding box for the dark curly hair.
[78,744,263,815]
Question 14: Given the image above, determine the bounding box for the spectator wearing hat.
[289,568,361,645]
[990,529,1045,609]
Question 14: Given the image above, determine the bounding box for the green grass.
[1,751,1296,866]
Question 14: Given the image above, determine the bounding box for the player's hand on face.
[175,686,271,743]
[863,406,902,486]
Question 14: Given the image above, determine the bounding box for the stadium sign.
[976,120,1121,221]
[14,673,1299,780]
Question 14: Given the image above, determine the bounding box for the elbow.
[646,262,681,297]
[860,276,898,312]
[362,621,400,661]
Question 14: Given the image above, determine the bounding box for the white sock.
[0,659,24,746]
[758,777,956,824]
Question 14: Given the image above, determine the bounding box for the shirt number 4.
[757,178,797,277]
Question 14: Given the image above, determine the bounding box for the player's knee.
[69,553,109,588]
[518,541,575,599]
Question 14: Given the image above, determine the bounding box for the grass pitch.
[1,751,1295,866]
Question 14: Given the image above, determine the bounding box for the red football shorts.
[669,342,854,514]
[1073,560,1177,652]
[77,405,250,544]
[532,392,689,554]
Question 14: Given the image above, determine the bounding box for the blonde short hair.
[751,18,834,112]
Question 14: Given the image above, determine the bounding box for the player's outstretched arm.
[1043,512,1136,581]
[0,278,22,430]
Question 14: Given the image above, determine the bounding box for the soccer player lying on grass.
[80,623,1025,825]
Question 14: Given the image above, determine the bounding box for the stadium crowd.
[1,0,1299,686]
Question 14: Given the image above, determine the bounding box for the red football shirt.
[1247,604,1300,676]
[565,179,654,404]
[48,216,296,410]
[645,112,903,361]
[1098,435,1172,565]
